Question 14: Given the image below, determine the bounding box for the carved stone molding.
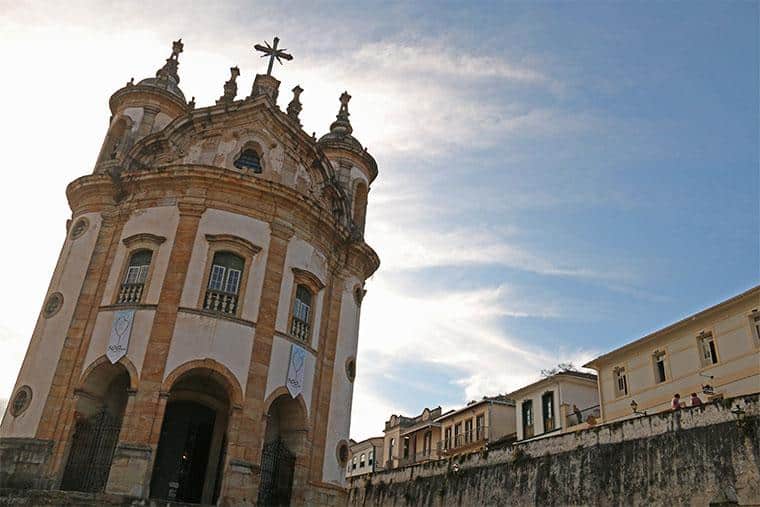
[122,232,167,248]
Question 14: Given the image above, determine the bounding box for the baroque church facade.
[0,39,379,506]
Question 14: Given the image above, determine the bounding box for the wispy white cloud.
[349,275,599,440]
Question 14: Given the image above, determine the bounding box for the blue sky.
[0,1,757,440]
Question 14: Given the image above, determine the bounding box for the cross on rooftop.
[254,37,293,77]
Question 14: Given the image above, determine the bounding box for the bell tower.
[0,38,379,506]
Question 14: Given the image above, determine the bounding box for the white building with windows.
[584,285,760,423]
[510,371,599,441]
[346,437,384,478]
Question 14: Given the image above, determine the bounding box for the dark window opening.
[291,285,313,341]
[234,149,262,173]
[204,251,244,315]
[118,250,152,304]
[542,391,555,432]
[522,400,534,438]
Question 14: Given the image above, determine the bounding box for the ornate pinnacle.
[329,91,352,135]
[287,85,303,125]
[217,66,240,104]
[156,38,184,83]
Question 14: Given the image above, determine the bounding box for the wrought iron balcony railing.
[439,426,489,454]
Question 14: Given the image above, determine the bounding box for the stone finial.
[329,91,353,135]
[156,38,184,83]
[188,96,196,109]
[287,85,303,125]
[217,66,240,104]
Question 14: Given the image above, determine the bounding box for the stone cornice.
[109,84,188,118]
[122,232,166,248]
[65,167,379,277]
[205,233,261,257]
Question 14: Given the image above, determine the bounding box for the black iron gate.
[60,408,122,492]
[257,438,296,506]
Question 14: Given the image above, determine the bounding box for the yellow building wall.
[596,294,760,422]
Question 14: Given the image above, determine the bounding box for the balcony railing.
[203,289,238,315]
[117,283,144,304]
[399,448,439,467]
[439,426,489,454]
[566,404,601,426]
[291,318,310,341]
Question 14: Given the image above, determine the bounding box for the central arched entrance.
[257,393,308,506]
[150,368,231,504]
[61,360,131,493]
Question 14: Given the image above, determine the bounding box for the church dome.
[136,75,186,101]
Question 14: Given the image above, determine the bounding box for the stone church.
[0,39,379,506]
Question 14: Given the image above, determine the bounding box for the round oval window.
[11,386,32,416]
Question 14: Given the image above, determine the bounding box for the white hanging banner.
[107,309,135,364]
[286,344,307,398]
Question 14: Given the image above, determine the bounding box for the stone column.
[306,269,345,484]
[36,210,124,487]
[218,220,292,505]
[105,201,204,497]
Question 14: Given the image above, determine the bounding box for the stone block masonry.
[348,394,760,506]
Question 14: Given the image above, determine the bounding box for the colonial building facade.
[585,285,760,422]
[0,39,379,506]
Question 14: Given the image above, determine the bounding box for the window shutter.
[209,265,226,290]
[225,268,241,294]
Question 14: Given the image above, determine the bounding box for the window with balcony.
[698,332,718,366]
[444,427,452,450]
[291,284,313,341]
[464,418,473,444]
[204,251,244,315]
[118,250,152,304]
[454,423,462,447]
[522,400,534,438]
[614,366,628,397]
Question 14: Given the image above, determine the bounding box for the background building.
[585,285,760,422]
[437,395,515,457]
[510,371,599,440]
[0,40,379,506]
[382,407,442,469]
[345,437,384,478]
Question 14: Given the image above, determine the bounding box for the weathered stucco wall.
[349,394,760,506]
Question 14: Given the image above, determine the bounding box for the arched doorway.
[150,369,230,504]
[258,393,308,506]
[61,361,130,492]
